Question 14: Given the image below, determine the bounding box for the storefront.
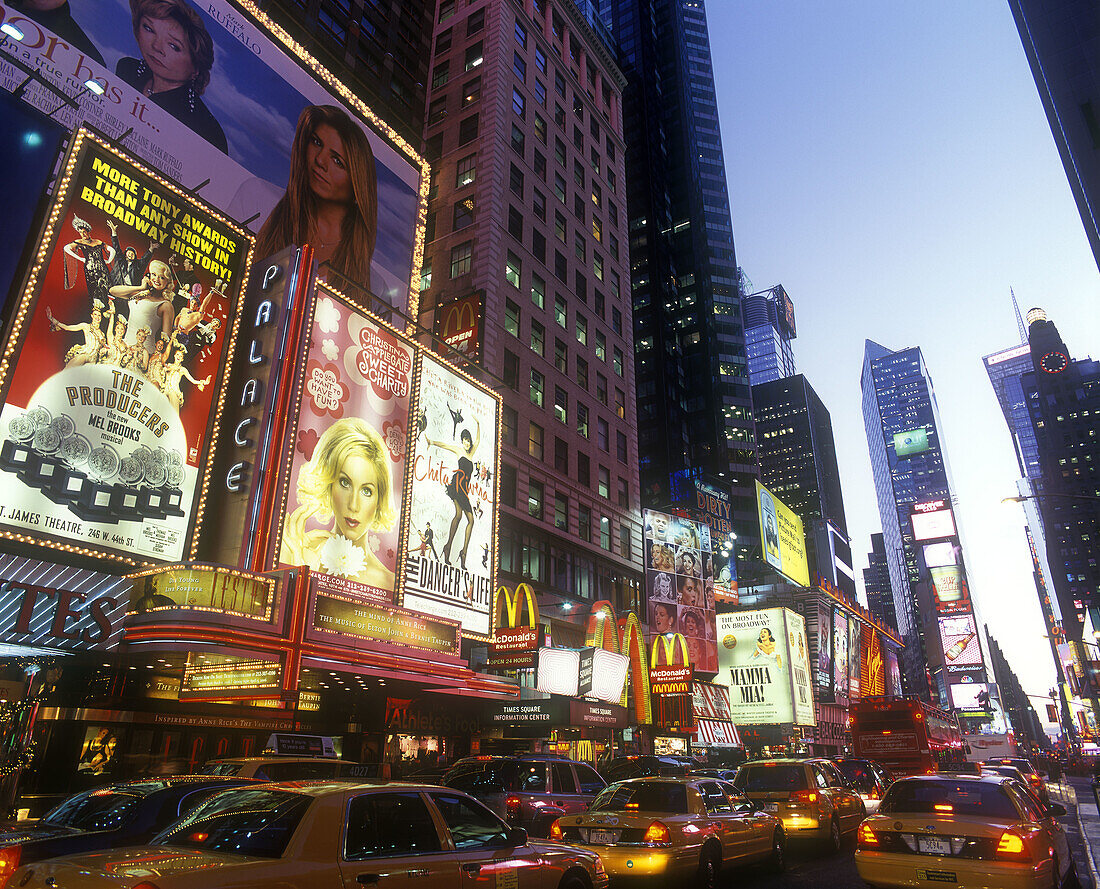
[691,681,742,764]
[483,697,627,765]
[809,702,849,756]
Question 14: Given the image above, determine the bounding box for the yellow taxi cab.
[7,781,608,889]
[548,775,784,887]
[732,758,865,852]
[856,773,1076,889]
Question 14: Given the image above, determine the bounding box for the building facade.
[1008,0,1100,275]
[864,532,898,633]
[744,285,797,385]
[597,0,758,541]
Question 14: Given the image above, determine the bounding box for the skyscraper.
[1008,0,1100,274]
[418,0,644,611]
[862,341,993,716]
[744,285,797,385]
[864,533,898,633]
[598,0,757,538]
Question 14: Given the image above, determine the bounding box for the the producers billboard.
[938,613,982,670]
[401,353,499,638]
[275,288,413,607]
[0,0,423,312]
[716,608,816,727]
[833,606,849,702]
[644,509,718,673]
[756,481,809,587]
[0,132,247,563]
[893,428,929,457]
[848,614,861,701]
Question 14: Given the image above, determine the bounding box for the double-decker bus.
[850,696,966,776]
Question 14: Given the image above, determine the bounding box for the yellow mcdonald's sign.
[650,633,691,667]
[488,584,539,670]
[618,612,652,725]
[437,293,481,358]
[585,600,619,651]
[493,582,540,631]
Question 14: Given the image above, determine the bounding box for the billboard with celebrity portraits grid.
[0,131,248,563]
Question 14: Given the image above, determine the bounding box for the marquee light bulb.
[1,21,25,40]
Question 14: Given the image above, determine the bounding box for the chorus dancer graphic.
[424,414,480,570]
[63,217,115,307]
[46,301,106,368]
[162,350,211,411]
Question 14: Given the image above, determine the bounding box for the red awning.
[692,718,741,747]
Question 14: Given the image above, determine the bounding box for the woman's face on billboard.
[137,16,197,88]
[307,124,352,205]
[330,452,379,543]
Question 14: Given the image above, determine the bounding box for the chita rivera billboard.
[0,132,248,564]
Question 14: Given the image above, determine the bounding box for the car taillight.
[505,796,522,821]
[995,831,1031,862]
[1029,773,1042,785]
[791,790,819,805]
[549,819,563,841]
[643,821,672,846]
[857,824,879,848]
[0,846,20,889]
[132,884,162,889]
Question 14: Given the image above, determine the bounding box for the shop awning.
[693,718,741,747]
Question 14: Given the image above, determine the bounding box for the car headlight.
[592,856,606,876]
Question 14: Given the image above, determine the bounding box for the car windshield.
[880,780,1020,819]
[590,781,688,814]
[153,788,311,858]
[444,761,516,794]
[200,762,245,776]
[43,783,165,830]
[836,762,875,789]
[733,765,807,793]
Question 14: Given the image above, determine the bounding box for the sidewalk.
[1054,778,1100,888]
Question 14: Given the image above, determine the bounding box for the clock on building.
[1039,350,1069,374]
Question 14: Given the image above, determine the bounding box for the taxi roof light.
[933,804,953,813]
[643,821,672,846]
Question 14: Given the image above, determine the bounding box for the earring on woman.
[188,76,196,113]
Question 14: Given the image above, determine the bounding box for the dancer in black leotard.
[425,416,480,570]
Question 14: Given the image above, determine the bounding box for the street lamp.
[1002,493,1100,505]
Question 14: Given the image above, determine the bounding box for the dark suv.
[441,755,606,837]
[601,755,692,783]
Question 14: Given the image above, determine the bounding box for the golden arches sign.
[493,582,539,631]
[650,633,691,667]
[584,601,652,725]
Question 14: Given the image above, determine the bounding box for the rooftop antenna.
[1011,287,1027,344]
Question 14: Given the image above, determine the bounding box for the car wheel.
[696,845,720,889]
[1061,857,1082,889]
[557,872,590,889]
[767,828,785,872]
[824,816,841,855]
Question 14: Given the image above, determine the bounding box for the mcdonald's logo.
[493,582,539,631]
[488,584,539,670]
[436,293,481,359]
[650,633,691,667]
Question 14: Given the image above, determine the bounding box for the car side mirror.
[505,827,529,847]
[1047,803,1067,818]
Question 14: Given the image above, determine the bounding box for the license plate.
[763,803,779,813]
[916,868,957,883]
[588,829,619,844]
[917,837,951,856]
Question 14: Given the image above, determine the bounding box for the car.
[441,755,606,837]
[732,757,865,852]
[0,777,255,881]
[834,758,894,814]
[9,781,609,889]
[600,754,691,782]
[199,756,385,781]
[986,758,1050,804]
[980,765,1053,810]
[549,776,784,887]
[689,768,740,782]
[856,773,1074,889]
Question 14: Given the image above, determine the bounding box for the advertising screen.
[923,541,958,568]
[938,613,982,668]
[885,649,902,696]
[0,133,247,563]
[0,0,423,311]
[816,604,832,693]
[716,608,815,726]
[911,507,957,541]
[644,509,718,673]
[402,354,499,637]
[930,564,971,613]
[434,292,483,362]
[756,481,810,587]
[833,606,849,701]
[893,427,929,457]
[863,626,885,697]
[848,615,861,701]
[276,288,412,607]
[950,682,989,712]
[691,481,737,603]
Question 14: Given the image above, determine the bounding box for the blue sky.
[708,2,1100,702]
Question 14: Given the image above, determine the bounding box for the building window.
[465,42,484,70]
[456,154,476,188]
[555,136,566,166]
[461,77,481,107]
[575,270,586,304]
[600,516,611,550]
[534,79,546,106]
[438,0,454,22]
[509,163,524,196]
[555,338,567,373]
[452,196,474,230]
[598,466,609,498]
[613,346,624,376]
[528,479,544,519]
[616,430,627,463]
[502,350,519,389]
[450,241,472,277]
[419,257,432,291]
[594,331,605,361]
[592,221,602,248]
[507,206,523,241]
[503,405,518,445]
[554,250,567,282]
[576,314,587,346]
[432,61,450,89]
[554,493,568,530]
[576,356,588,390]
[554,386,567,424]
[578,505,591,542]
[618,523,631,558]
[515,20,527,48]
[617,477,628,508]
[529,421,544,459]
[534,115,547,145]
[554,173,566,203]
[513,52,526,82]
[611,306,622,334]
[511,124,525,156]
[466,7,484,34]
[554,211,566,243]
[535,45,546,73]
[458,113,479,145]
[574,232,585,262]
[576,403,589,438]
[615,387,625,419]
[577,452,590,486]
[533,190,546,221]
[531,274,545,309]
[597,417,609,452]
[594,289,604,318]
[554,437,568,473]
[530,369,544,407]
[573,194,585,222]
[436,27,453,54]
[596,373,608,405]
[512,87,526,118]
[500,463,516,507]
[505,298,520,336]
[555,295,567,328]
[530,319,544,356]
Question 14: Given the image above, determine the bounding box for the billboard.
[833,606,849,702]
[716,608,816,727]
[0,132,247,563]
[848,615,861,701]
[644,509,718,673]
[756,481,809,587]
[275,289,412,606]
[938,614,982,669]
[691,480,737,603]
[816,604,832,693]
[911,502,957,541]
[950,681,989,713]
[433,292,483,363]
[923,541,958,568]
[0,0,423,312]
[893,427,929,457]
[402,353,499,638]
[930,564,972,614]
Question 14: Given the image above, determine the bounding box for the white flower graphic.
[322,338,339,361]
[319,533,367,578]
[316,297,341,334]
[368,534,381,554]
